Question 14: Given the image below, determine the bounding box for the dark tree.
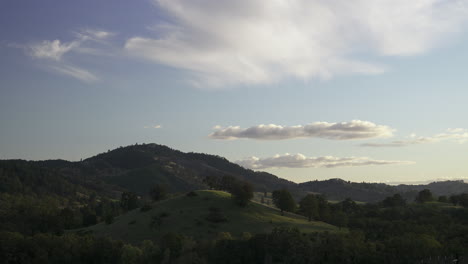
[341,198,360,215]
[149,184,168,201]
[299,194,319,221]
[272,189,296,215]
[450,194,460,205]
[460,193,468,207]
[438,195,448,203]
[82,208,97,227]
[220,175,237,192]
[231,181,254,207]
[203,175,218,189]
[120,192,139,211]
[382,194,406,207]
[104,212,114,225]
[415,189,433,203]
[451,193,468,207]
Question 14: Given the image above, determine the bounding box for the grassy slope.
[80,190,337,244]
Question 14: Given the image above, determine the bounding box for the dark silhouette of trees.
[149,184,168,201]
[204,175,253,207]
[415,189,433,203]
[272,189,296,215]
[299,194,319,221]
[230,181,254,207]
[438,195,449,203]
[382,194,406,207]
[449,193,468,207]
[120,192,139,211]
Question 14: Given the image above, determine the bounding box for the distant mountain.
[1,143,467,203]
[81,143,296,195]
[394,180,468,197]
[298,178,468,202]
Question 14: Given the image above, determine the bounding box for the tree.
[454,193,468,207]
[415,189,433,203]
[341,198,360,215]
[316,195,331,222]
[121,244,142,264]
[450,194,460,205]
[203,175,218,189]
[461,193,468,207]
[438,195,448,203]
[299,194,319,221]
[330,210,348,229]
[231,181,254,207]
[220,175,237,192]
[382,194,406,207]
[149,184,168,201]
[120,192,139,211]
[272,189,296,215]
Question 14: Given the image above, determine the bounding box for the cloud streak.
[124,0,468,87]
[236,153,414,169]
[25,29,114,82]
[210,120,393,140]
[144,124,162,129]
[50,65,98,83]
[361,128,468,147]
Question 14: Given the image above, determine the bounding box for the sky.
[1,0,468,184]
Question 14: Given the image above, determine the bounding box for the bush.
[206,209,228,223]
[140,204,153,212]
[186,191,198,197]
[159,212,170,218]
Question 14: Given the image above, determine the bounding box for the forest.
[1,146,468,263]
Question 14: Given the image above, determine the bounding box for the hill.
[78,190,337,244]
[80,143,296,195]
[2,143,468,205]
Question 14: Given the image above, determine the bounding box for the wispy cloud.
[144,124,162,129]
[24,29,115,82]
[29,40,79,61]
[236,153,414,169]
[210,120,393,140]
[124,0,468,87]
[50,65,98,83]
[361,128,468,147]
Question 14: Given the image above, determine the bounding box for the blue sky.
[1,0,468,183]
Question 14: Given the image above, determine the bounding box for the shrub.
[186,191,198,197]
[140,204,153,212]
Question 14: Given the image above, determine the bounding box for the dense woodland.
[2,144,468,263]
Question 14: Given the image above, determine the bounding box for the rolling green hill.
[78,190,337,244]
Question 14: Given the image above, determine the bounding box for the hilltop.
[78,190,337,244]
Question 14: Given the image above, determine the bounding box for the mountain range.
[2,143,467,203]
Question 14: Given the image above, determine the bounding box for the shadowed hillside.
[78,190,337,243]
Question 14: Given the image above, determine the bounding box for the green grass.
[77,190,337,244]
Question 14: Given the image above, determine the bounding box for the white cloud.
[237,153,414,169]
[25,29,114,82]
[209,120,393,140]
[30,40,79,61]
[361,128,468,147]
[124,0,468,87]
